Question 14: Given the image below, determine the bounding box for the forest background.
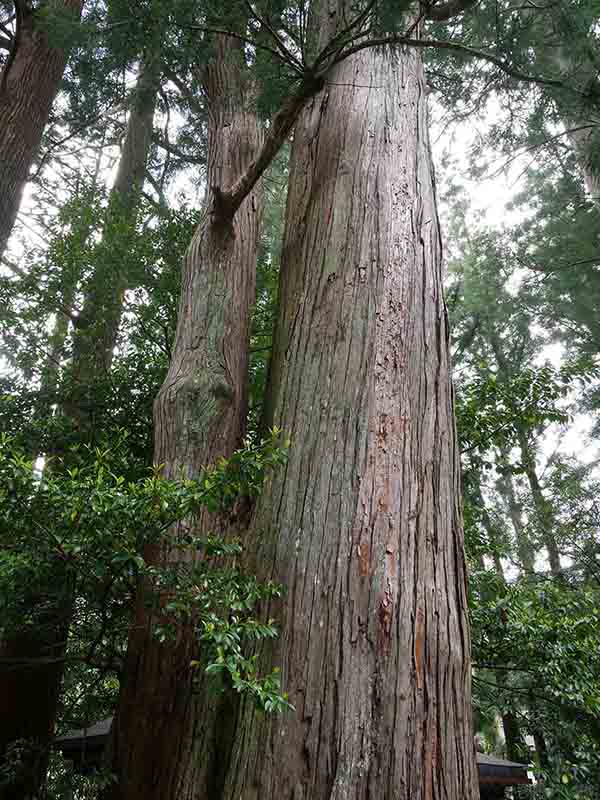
[1,1,600,799]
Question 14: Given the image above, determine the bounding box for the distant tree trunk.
[0,0,84,259]
[105,35,264,800]
[490,337,560,576]
[0,588,72,800]
[565,123,600,202]
[502,708,529,763]
[69,47,162,426]
[0,49,159,800]
[532,727,549,769]
[549,43,600,203]
[36,289,76,425]
[530,10,600,202]
[222,37,477,800]
[35,181,100,434]
[471,479,506,575]
[496,451,536,574]
[514,429,561,577]
[486,557,528,766]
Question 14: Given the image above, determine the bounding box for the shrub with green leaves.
[0,429,291,737]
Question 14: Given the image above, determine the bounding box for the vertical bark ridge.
[106,35,264,800]
[0,0,83,258]
[223,42,477,800]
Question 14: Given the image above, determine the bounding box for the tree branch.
[1,255,81,321]
[186,12,586,229]
[0,14,16,37]
[0,0,27,90]
[163,67,205,116]
[153,133,205,165]
[211,72,326,223]
[313,0,377,69]
[181,24,301,74]
[243,0,304,72]
[0,254,27,278]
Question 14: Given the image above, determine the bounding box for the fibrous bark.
[105,35,264,799]
[0,0,84,259]
[223,37,477,800]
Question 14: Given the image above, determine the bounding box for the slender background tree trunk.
[496,456,536,575]
[515,429,562,577]
[223,37,478,800]
[490,335,561,576]
[71,45,162,385]
[0,0,84,259]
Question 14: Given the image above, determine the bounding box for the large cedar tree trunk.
[0,0,83,259]
[106,36,264,800]
[222,40,478,800]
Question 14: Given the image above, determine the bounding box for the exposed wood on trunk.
[223,41,477,800]
[105,35,264,800]
[0,0,84,258]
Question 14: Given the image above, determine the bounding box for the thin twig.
[182,23,302,73]
[244,0,304,71]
